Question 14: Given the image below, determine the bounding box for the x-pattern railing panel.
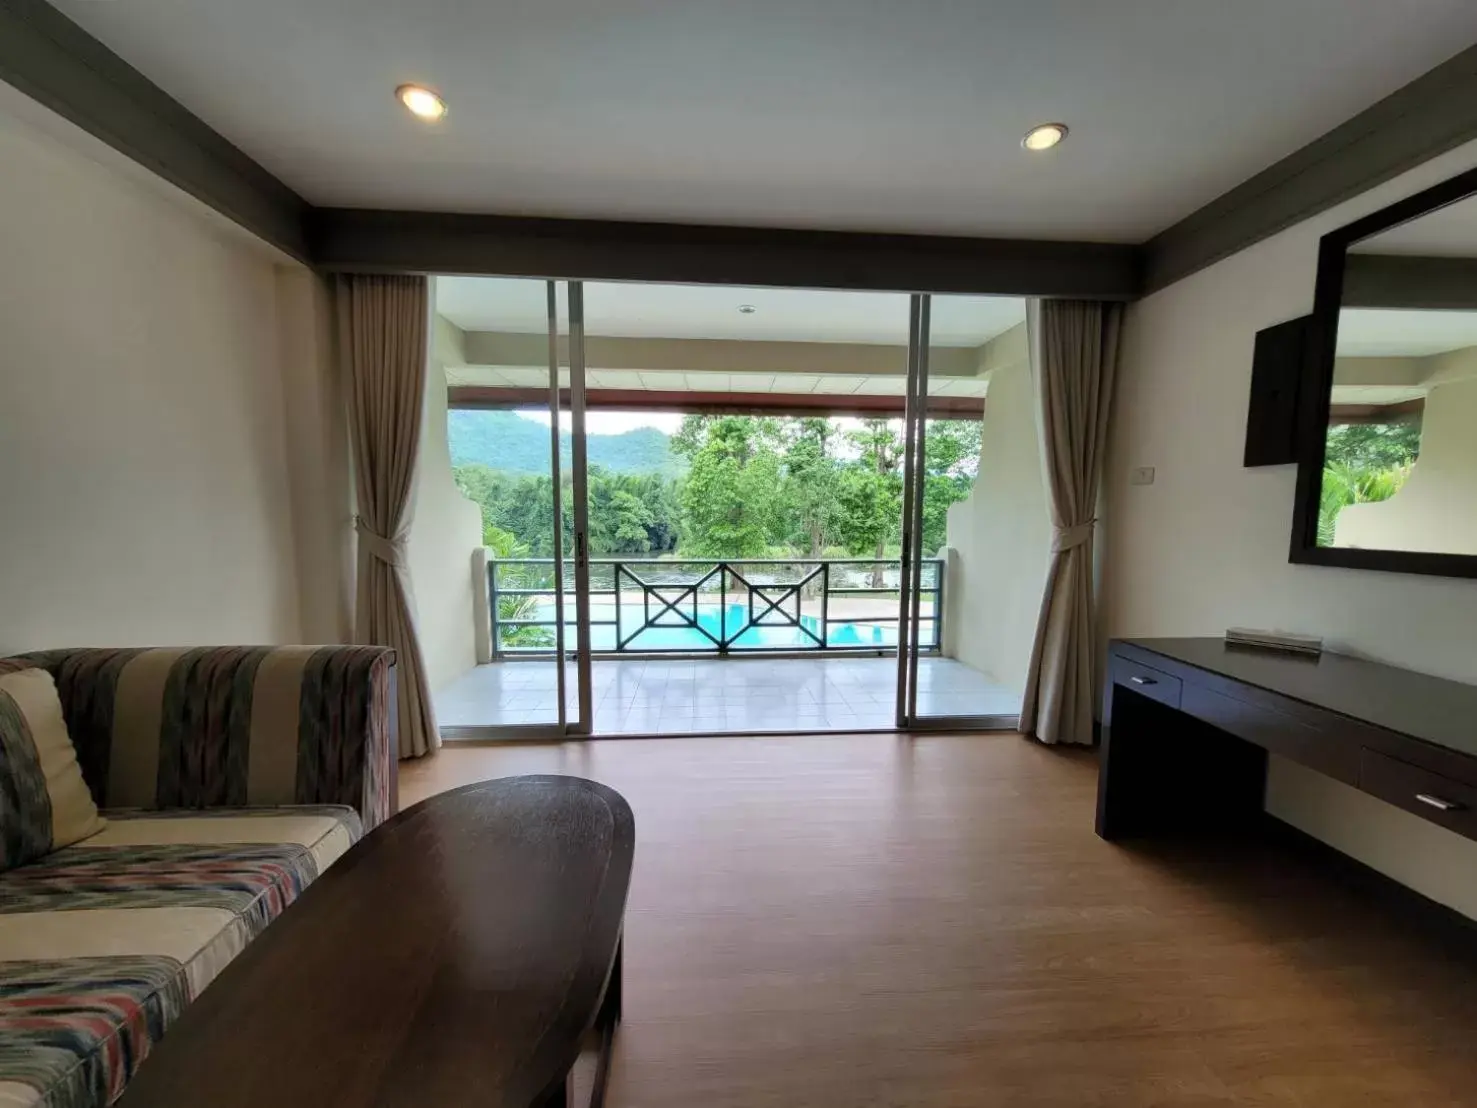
[489,557,943,656]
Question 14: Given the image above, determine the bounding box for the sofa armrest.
[12,646,399,831]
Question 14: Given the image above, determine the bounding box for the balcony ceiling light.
[397,84,447,122]
[1021,123,1068,151]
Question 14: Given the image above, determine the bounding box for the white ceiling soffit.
[51,0,1477,241]
[1352,192,1477,256]
[435,278,1025,346]
[1336,308,1477,357]
[1330,385,1428,405]
[443,365,989,398]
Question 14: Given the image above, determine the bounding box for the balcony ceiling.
[49,0,1477,241]
[1337,309,1477,358]
[436,279,1025,346]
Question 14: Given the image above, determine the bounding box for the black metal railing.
[489,557,943,657]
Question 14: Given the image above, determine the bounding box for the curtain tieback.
[1051,519,1096,553]
[355,517,409,568]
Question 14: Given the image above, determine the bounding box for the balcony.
[435,555,1021,734]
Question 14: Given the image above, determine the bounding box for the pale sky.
[514,410,902,439]
[516,410,685,435]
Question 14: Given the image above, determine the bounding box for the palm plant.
[1317,461,1413,546]
[486,525,555,650]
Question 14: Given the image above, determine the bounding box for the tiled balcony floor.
[436,655,1020,735]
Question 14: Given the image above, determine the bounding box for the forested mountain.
[448,410,677,475]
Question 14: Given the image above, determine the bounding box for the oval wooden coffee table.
[119,775,634,1108]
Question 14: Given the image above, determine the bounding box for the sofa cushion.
[0,806,361,1108]
[0,669,106,871]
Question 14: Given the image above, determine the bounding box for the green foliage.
[452,413,984,563]
[1316,419,1421,546]
[479,526,554,648]
[920,420,983,556]
[1323,421,1421,472]
[672,416,785,558]
[1317,457,1414,545]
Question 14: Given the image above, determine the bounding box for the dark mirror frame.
[1290,163,1477,581]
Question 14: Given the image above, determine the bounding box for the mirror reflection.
[1320,192,1477,555]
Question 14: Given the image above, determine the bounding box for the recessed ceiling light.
[397,84,447,122]
[738,304,757,314]
[1021,123,1068,151]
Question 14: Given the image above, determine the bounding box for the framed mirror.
[1292,165,1477,579]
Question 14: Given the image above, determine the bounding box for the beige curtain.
[1020,299,1123,745]
[335,273,440,758]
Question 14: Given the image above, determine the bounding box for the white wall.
[1336,377,1477,555]
[944,327,1049,693]
[407,313,483,692]
[1103,138,1477,920]
[274,269,356,642]
[0,100,309,650]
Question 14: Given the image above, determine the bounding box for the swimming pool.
[503,601,933,652]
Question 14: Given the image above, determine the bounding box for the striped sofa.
[0,646,397,1108]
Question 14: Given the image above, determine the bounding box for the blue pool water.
[508,601,926,652]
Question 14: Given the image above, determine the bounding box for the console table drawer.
[1181,684,1361,785]
[1360,748,1477,841]
[1110,656,1182,709]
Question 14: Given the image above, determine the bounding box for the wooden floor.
[401,734,1477,1107]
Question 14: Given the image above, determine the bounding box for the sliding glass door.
[896,293,1030,730]
[442,275,1030,739]
[441,278,592,738]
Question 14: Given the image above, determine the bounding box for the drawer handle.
[1415,793,1463,813]
[1129,675,1158,686]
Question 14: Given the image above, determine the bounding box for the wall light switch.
[1129,466,1156,486]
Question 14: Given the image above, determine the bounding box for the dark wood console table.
[1099,638,1477,844]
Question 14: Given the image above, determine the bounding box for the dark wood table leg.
[588,935,623,1108]
[597,938,622,1030]
[1097,684,1267,841]
[531,1077,568,1108]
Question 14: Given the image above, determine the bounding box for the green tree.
[919,419,982,555]
[672,416,784,557]
[836,420,903,583]
[781,418,843,557]
[586,467,656,554]
[1324,421,1421,471]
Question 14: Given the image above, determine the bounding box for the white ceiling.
[1337,308,1477,357]
[50,0,1477,240]
[1352,193,1477,256]
[444,365,989,398]
[1330,385,1429,404]
[436,278,1024,346]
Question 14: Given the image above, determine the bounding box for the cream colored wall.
[1336,377,1477,554]
[1103,138,1477,921]
[274,269,356,642]
[407,313,483,692]
[943,325,1049,693]
[0,100,307,651]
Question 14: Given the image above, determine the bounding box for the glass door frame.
[895,292,1019,733]
[445,278,592,741]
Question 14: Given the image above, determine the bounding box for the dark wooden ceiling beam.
[0,0,310,260]
[308,208,1143,299]
[1142,44,1477,293]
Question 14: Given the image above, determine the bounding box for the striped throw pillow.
[0,667,106,869]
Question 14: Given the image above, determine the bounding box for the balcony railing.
[489,557,942,657]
